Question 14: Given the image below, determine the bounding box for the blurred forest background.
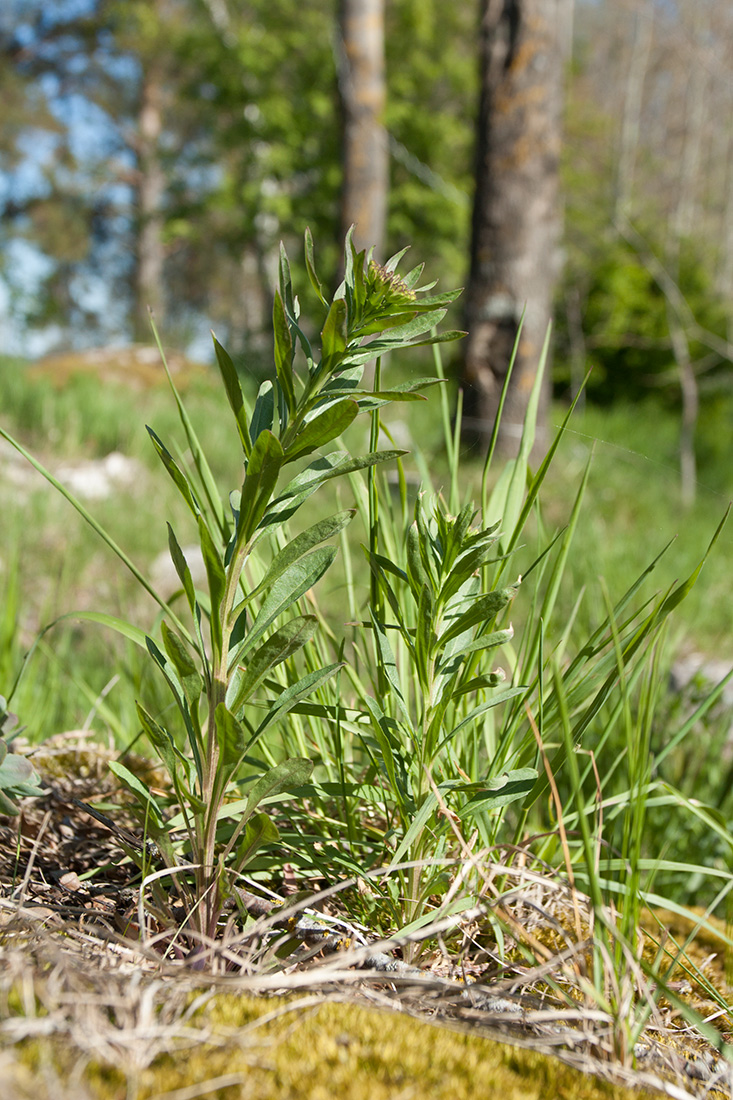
[2,5,732,375]
[2,0,733,494]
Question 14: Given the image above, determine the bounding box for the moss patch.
[9,993,661,1100]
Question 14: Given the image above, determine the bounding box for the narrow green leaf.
[252,510,355,600]
[458,768,537,819]
[443,687,526,741]
[440,587,516,646]
[198,516,226,655]
[437,628,514,667]
[363,696,406,805]
[166,525,197,614]
[160,621,203,706]
[272,449,404,503]
[213,758,315,825]
[213,337,251,459]
[273,289,295,417]
[370,611,414,732]
[62,611,150,651]
[249,380,275,445]
[278,240,294,315]
[226,615,318,713]
[283,399,359,464]
[234,812,280,870]
[248,666,343,747]
[108,760,165,826]
[136,702,180,779]
[415,584,434,684]
[388,793,439,871]
[237,430,284,545]
[146,427,201,517]
[215,702,246,772]
[406,521,431,599]
[658,505,730,617]
[239,548,337,659]
[243,757,314,821]
[320,297,348,374]
[304,227,326,305]
[150,314,227,535]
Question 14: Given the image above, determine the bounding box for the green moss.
[10,994,659,1100]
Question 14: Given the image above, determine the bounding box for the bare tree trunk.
[462,0,568,455]
[719,125,733,339]
[614,1,653,220]
[338,0,388,259]
[134,57,166,341]
[671,13,708,244]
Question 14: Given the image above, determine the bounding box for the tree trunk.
[134,56,166,342]
[614,1,653,220]
[461,0,567,455]
[338,0,388,259]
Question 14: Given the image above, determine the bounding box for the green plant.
[0,699,44,815]
[0,230,463,947]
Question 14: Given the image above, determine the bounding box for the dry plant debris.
[1,733,732,1100]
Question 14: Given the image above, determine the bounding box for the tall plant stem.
[369,357,386,692]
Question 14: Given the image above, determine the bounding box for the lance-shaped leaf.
[236,547,337,661]
[226,615,318,713]
[370,610,414,732]
[320,297,348,375]
[265,450,406,523]
[415,584,434,687]
[213,337,251,459]
[215,757,315,829]
[234,812,280,871]
[304,227,326,305]
[108,760,166,827]
[251,510,355,602]
[160,621,203,707]
[146,427,200,517]
[283,399,359,464]
[247,666,343,749]
[436,628,514,671]
[136,702,182,780]
[278,240,295,315]
[406,521,431,599]
[458,768,537,819]
[363,696,407,807]
[439,587,516,647]
[167,524,196,613]
[215,702,246,773]
[144,635,204,777]
[242,757,314,822]
[198,516,226,656]
[439,540,503,607]
[439,687,527,746]
[249,380,275,445]
[387,792,439,871]
[345,307,445,350]
[273,289,296,418]
[344,329,465,368]
[236,430,284,547]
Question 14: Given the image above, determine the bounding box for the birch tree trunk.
[462,0,568,454]
[339,0,388,259]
